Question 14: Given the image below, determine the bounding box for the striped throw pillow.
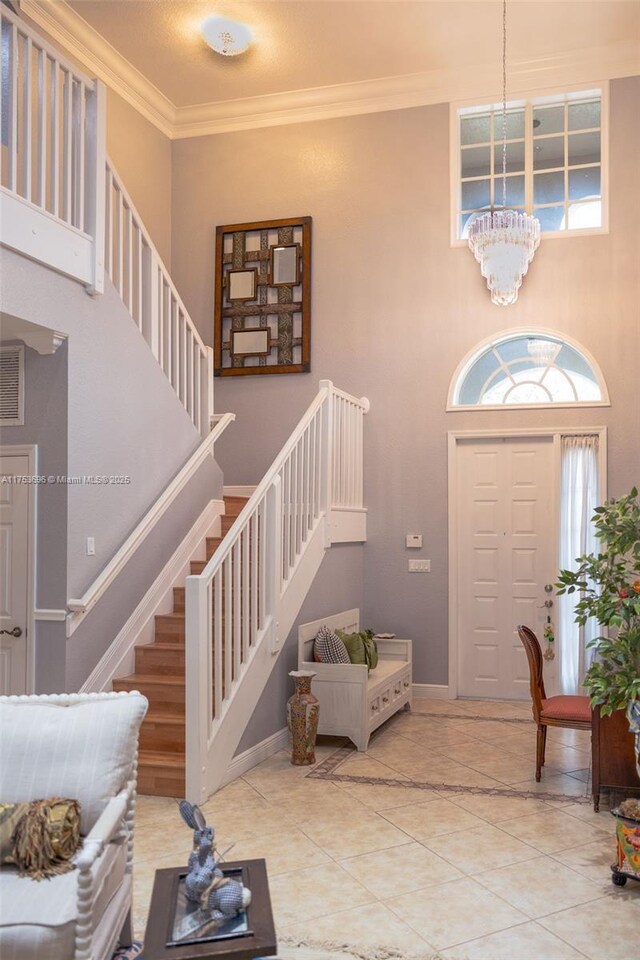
[314,625,351,664]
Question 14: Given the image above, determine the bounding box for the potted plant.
[557,487,640,886]
[557,487,639,727]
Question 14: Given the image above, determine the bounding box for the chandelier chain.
[501,0,507,210]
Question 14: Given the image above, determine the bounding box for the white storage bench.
[298,608,413,752]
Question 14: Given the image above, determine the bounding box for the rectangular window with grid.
[454,88,605,240]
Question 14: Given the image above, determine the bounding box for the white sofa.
[0,691,148,960]
[298,608,412,751]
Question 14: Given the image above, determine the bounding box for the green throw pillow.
[337,629,379,671]
[337,630,367,666]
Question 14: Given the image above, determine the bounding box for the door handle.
[0,627,22,638]
[537,600,553,609]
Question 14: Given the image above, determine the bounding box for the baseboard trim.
[79,499,224,693]
[412,683,452,700]
[223,485,256,498]
[219,727,290,789]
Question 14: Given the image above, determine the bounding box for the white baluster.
[224,554,232,700]
[37,48,47,208]
[63,68,72,222]
[242,525,249,662]
[22,36,33,203]
[8,24,18,194]
[213,568,222,718]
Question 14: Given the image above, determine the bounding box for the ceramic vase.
[628,700,640,780]
[287,670,319,766]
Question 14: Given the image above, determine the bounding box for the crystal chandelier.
[468,0,540,306]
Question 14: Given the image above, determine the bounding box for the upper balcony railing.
[0,5,105,293]
[0,7,214,435]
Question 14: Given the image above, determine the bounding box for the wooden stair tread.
[115,673,184,686]
[145,712,185,725]
[139,750,185,769]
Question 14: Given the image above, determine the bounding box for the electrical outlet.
[406,534,423,548]
[408,559,430,572]
[86,537,95,556]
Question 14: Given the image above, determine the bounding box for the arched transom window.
[449,331,608,409]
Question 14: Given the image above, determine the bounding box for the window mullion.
[524,101,533,215]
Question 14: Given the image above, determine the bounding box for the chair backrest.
[0,691,148,834]
[517,625,546,722]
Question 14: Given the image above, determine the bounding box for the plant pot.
[286,670,319,766]
[611,805,640,886]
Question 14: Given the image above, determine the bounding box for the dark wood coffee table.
[143,859,278,960]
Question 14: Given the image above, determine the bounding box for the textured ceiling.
[64,0,640,108]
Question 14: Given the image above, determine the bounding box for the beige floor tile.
[134,794,180,827]
[220,827,331,876]
[551,838,619,883]
[510,773,592,799]
[440,920,586,959]
[441,720,523,741]
[436,740,508,764]
[539,895,640,960]
[386,876,527,949]
[340,841,463,897]
[299,811,413,859]
[498,809,608,854]
[336,754,411,780]
[449,792,553,824]
[382,798,487,841]
[424,822,539,875]
[281,901,435,955]
[476,854,609,918]
[268,861,375,926]
[134,818,190,864]
[466,757,542,784]
[336,779,440,810]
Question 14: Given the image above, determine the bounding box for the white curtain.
[558,435,600,695]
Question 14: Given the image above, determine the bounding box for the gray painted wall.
[236,543,364,753]
[0,342,68,610]
[0,249,205,599]
[66,452,222,691]
[171,77,640,688]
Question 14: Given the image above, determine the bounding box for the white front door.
[0,453,31,694]
[455,437,557,700]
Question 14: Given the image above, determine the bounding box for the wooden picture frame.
[214,217,311,377]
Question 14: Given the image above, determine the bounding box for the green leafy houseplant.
[556,488,640,715]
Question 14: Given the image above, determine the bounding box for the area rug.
[307,712,592,805]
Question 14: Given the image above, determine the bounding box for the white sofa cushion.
[0,692,147,833]
[0,840,126,960]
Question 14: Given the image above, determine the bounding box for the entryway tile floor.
[132,699,640,959]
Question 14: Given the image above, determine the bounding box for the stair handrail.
[185,380,369,801]
[66,412,235,637]
[104,156,214,435]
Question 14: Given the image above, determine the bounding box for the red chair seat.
[541,695,591,724]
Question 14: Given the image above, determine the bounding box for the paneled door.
[455,437,556,699]
[0,453,30,694]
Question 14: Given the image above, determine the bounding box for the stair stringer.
[186,516,328,803]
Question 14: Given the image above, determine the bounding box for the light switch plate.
[86,537,96,556]
[406,534,423,548]
[408,559,430,572]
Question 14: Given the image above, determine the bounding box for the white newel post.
[319,380,334,546]
[267,476,283,653]
[142,245,161,361]
[185,575,211,803]
[85,79,106,296]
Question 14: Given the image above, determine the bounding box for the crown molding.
[19,0,175,137]
[17,2,640,141]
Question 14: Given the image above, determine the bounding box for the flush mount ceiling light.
[468,0,540,306]
[200,15,252,56]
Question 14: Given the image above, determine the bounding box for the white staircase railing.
[0,8,213,435]
[0,4,105,293]
[185,380,369,802]
[105,160,213,435]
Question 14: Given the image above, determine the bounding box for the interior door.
[0,453,31,694]
[456,437,556,699]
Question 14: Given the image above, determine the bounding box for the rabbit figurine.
[179,801,223,904]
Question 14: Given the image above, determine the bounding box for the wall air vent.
[0,346,25,425]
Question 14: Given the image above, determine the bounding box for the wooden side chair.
[517,625,592,781]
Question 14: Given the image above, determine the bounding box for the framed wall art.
[214,217,311,377]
